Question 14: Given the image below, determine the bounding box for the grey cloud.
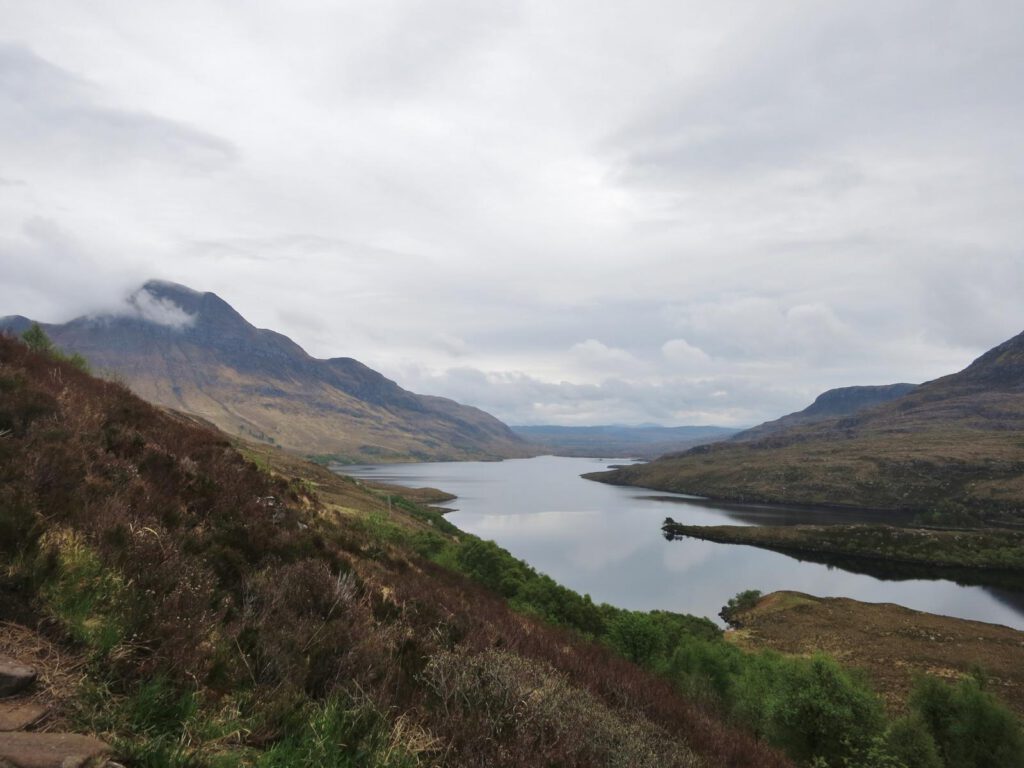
[0,43,237,172]
[2,3,1023,427]
[0,217,149,322]
[608,2,1024,184]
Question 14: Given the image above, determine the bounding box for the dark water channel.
[338,456,1024,629]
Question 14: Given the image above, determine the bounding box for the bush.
[423,649,699,767]
[768,655,886,765]
[883,713,943,768]
[606,612,662,665]
[910,674,1024,768]
[21,322,53,353]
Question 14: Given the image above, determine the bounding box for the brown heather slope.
[0,280,532,463]
[589,329,1024,524]
[728,591,1024,717]
[0,335,791,768]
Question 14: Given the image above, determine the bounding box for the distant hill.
[588,330,1024,525]
[513,424,739,458]
[0,280,531,462]
[734,383,917,441]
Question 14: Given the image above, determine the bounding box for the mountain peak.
[129,280,249,333]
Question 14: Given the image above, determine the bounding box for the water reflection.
[338,456,1024,629]
[643,495,919,527]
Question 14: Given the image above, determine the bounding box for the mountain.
[733,383,917,441]
[512,424,740,458]
[0,280,531,462]
[588,330,1024,524]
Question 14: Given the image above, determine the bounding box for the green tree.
[455,539,525,597]
[883,714,943,768]
[910,675,1024,768]
[21,322,53,353]
[18,323,89,372]
[768,655,885,766]
[606,612,661,665]
[719,589,762,626]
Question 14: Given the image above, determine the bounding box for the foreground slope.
[0,334,790,768]
[0,280,530,462]
[6,335,1023,766]
[589,330,1024,523]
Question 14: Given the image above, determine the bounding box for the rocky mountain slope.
[588,330,1024,523]
[734,383,917,441]
[1,280,530,462]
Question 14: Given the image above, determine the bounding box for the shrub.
[21,322,53,353]
[883,713,943,768]
[606,611,662,665]
[767,655,886,765]
[423,649,700,767]
[910,674,1024,768]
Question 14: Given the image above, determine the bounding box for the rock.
[0,659,37,698]
[0,732,111,768]
[0,701,47,731]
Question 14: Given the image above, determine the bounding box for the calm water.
[338,455,1024,630]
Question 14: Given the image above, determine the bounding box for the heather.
[2,332,1019,767]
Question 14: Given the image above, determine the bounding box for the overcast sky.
[2,1,1023,426]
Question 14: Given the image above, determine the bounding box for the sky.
[2,1,1023,427]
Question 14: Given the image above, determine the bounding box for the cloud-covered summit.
[123,284,196,329]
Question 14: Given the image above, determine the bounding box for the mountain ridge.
[0,280,531,462]
[587,329,1024,523]
[733,383,917,441]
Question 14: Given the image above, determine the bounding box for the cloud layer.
[1,1,1023,425]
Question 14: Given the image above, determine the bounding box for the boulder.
[0,732,111,768]
[0,660,36,699]
[0,701,46,732]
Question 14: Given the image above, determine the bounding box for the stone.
[0,701,46,732]
[0,732,111,768]
[0,660,36,699]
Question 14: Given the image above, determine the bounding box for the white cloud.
[661,338,710,368]
[124,287,195,329]
[569,339,636,369]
